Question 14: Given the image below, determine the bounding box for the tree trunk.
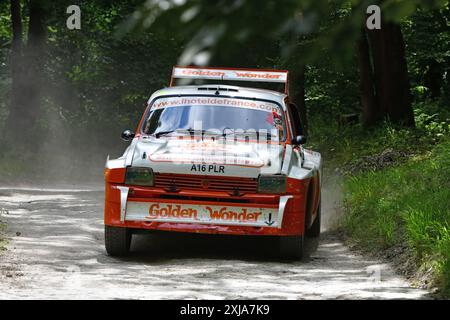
[10,0,22,46]
[382,23,414,126]
[6,0,24,142]
[6,0,47,146]
[10,0,23,100]
[424,59,442,99]
[292,65,308,136]
[368,21,415,127]
[357,28,380,127]
[367,27,383,115]
[28,0,47,47]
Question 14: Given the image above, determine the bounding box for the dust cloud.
[320,173,344,231]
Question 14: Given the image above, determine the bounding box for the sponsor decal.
[173,67,288,83]
[147,203,198,220]
[179,69,225,78]
[182,140,225,151]
[151,97,282,115]
[206,206,261,223]
[125,201,278,227]
[304,149,321,158]
[265,213,275,226]
[233,71,283,80]
[265,111,283,130]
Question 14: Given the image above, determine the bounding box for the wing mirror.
[292,135,307,145]
[121,130,135,141]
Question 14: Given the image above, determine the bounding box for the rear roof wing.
[169,66,289,95]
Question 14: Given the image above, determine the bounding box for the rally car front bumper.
[104,176,310,236]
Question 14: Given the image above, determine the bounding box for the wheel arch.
[304,172,320,229]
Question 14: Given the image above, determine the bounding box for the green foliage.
[0,1,448,163]
[403,4,450,102]
[122,0,447,67]
[307,100,449,171]
[305,63,360,117]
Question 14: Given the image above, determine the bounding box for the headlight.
[125,167,154,186]
[257,175,286,194]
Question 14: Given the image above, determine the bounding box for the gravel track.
[0,181,429,299]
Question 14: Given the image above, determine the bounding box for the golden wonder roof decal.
[170,66,289,94]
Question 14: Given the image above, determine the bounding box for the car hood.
[128,137,285,178]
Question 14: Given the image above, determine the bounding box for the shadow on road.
[121,230,320,263]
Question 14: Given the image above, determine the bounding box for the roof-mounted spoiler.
[169,66,289,95]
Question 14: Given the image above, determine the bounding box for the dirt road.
[0,181,429,299]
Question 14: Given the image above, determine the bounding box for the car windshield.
[142,97,286,141]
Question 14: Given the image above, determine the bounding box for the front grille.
[159,194,251,203]
[154,173,258,194]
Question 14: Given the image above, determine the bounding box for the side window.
[288,103,304,136]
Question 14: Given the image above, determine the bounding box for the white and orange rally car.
[104,66,322,259]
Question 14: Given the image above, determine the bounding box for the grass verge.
[307,101,450,297]
[342,138,449,297]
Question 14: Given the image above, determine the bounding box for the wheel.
[105,225,131,256]
[306,200,321,238]
[279,235,304,260]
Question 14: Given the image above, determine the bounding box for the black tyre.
[279,235,304,260]
[105,225,131,256]
[306,200,321,238]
